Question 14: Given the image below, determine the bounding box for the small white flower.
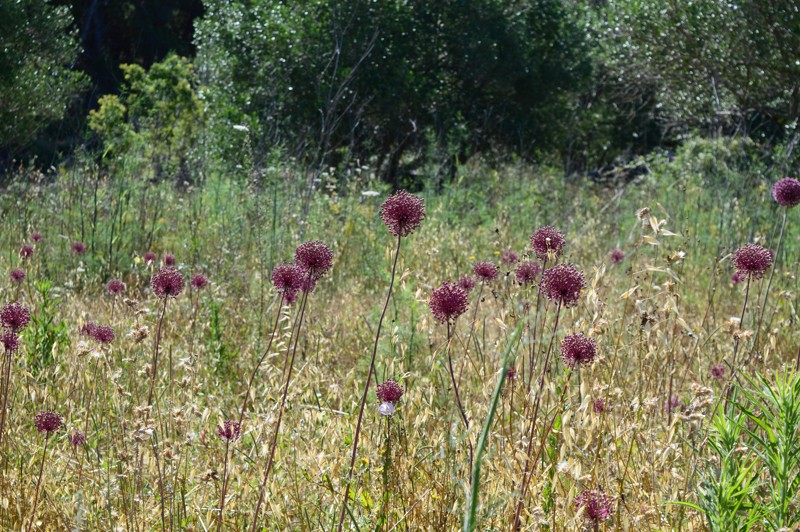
[379,402,396,416]
[232,124,249,132]
[361,190,380,197]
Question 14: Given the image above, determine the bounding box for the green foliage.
[89,55,204,180]
[0,1,87,152]
[24,279,69,375]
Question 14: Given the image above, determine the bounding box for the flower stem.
[218,439,230,532]
[147,297,169,408]
[0,349,11,446]
[27,433,49,532]
[446,321,474,473]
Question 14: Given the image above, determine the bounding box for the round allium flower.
[574,489,613,524]
[271,263,305,293]
[19,244,33,260]
[560,333,597,368]
[380,190,426,237]
[151,267,185,298]
[473,261,499,283]
[379,402,396,416]
[190,273,209,290]
[1,302,31,332]
[376,380,404,404]
[31,232,42,243]
[609,249,625,265]
[217,420,241,442]
[34,411,64,434]
[91,325,115,345]
[531,226,566,260]
[429,281,469,324]
[731,271,746,284]
[70,430,87,447]
[144,251,157,264]
[540,264,586,308]
[295,240,333,279]
[1,331,19,352]
[107,278,125,295]
[10,268,25,283]
[710,363,726,380]
[283,289,299,305]
[80,321,97,337]
[71,241,87,254]
[164,253,176,267]
[593,398,606,414]
[732,243,773,280]
[500,249,518,265]
[515,261,541,285]
[457,275,476,293]
[772,178,800,208]
[665,395,682,413]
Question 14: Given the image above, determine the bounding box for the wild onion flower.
[70,430,86,447]
[457,275,476,293]
[507,366,517,380]
[560,333,597,368]
[190,273,209,290]
[772,178,800,208]
[271,263,305,294]
[31,232,42,242]
[732,243,773,279]
[376,380,403,404]
[710,363,726,380]
[107,278,125,295]
[501,249,518,265]
[34,411,64,433]
[473,261,499,283]
[91,325,115,345]
[574,489,613,524]
[1,302,31,332]
[540,264,586,308]
[19,245,33,260]
[515,261,541,285]
[609,249,625,265]
[531,226,566,260]
[593,398,606,414]
[1,331,19,352]
[164,253,176,267]
[429,281,469,323]
[731,271,746,284]
[144,251,157,264]
[151,267,185,298]
[217,420,241,442]
[10,269,25,283]
[295,241,334,280]
[80,321,97,337]
[380,190,426,237]
[71,241,87,254]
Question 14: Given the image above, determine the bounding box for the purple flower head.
[1,302,31,332]
[31,232,42,243]
[151,267,185,298]
[19,244,33,260]
[1,331,19,352]
[531,226,566,261]
[560,333,597,369]
[380,190,426,237]
[731,271,746,285]
[501,249,518,265]
[271,263,305,293]
[295,240,333,280]
[164,253,176,267]
[515,261,541,285]
[34,411,64,434]
[10,269,25,283]
[540,264,586,308]
[80,321,97,337]
[506,366,517,380]
[70,430,87,447]
[710,363,726,380]
[376,380,404,404]
[107,278,125,295]
[733,243,773,280]
[91,325,115,345]
[574,489,613,524]
[609,249,625,265]
[429,281,469,324]
[772,178,800,208]
[283,290,299,305]
[473,261,499,283]
[217,420,241,442]
[665,395,682,413]
[190,273,209,290]
[593,398,606,414]
[144,251,157,264]
[457,275,476,293]
[71,241,86,255]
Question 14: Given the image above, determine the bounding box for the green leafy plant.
[25,280,69,375]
